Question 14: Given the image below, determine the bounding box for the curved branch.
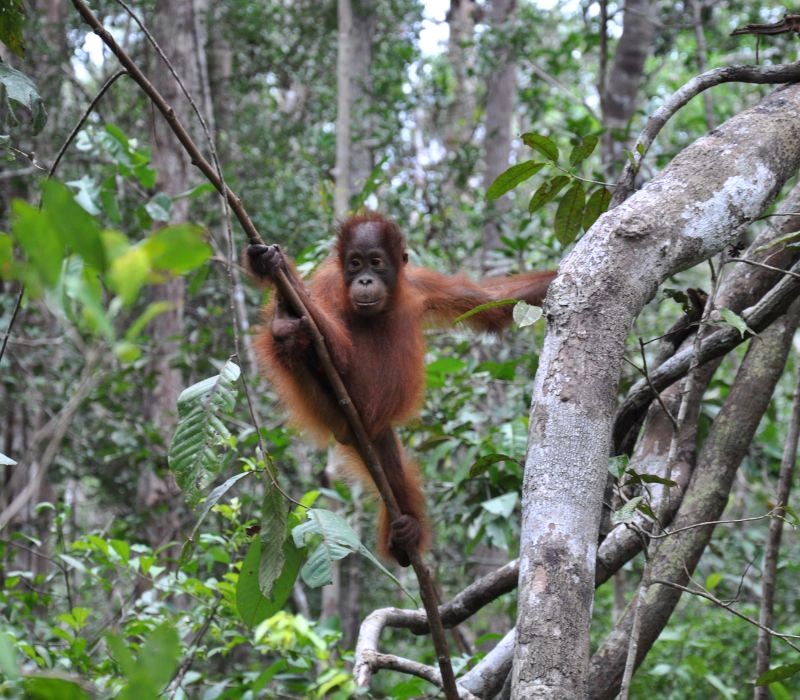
[612,62,800,205]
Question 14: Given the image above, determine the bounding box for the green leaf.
[0,63,46,133]
[108,245,150,306]
[144,192,172,222]
[236,533,303,627]
[292,508,409,596]
[426,357,467,374]
[705,572,723,590]
[469,453,520,478]
[528,175,570,214]
[168,361,241,506]
[718,308,755,338]
[512,301,543,328]
[621,469,677,488]
[454,298,516,323]
[22,676,89,700]
[0,0,25,57]
[608,455,629,479]
[521,133,559,163]
[756,662,800,686]
[143,224,211,274]
[481,492,518,518]
[115,624,180,700]
[41,180,105,271]
[11,200,63,287]
[554,182,585,246]
[568,135,599,166]
[259,483,287,597]
[582,187,612,231]
[0,631,19,680]
[486,160,544,200]
[124,301,173,342]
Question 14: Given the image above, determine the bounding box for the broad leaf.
[512,301,543,327]
[0,63,45,132]
[554,182,585,246]
[481,492,518,518]
[756,662,800,685]
[292,508,407,595]
[528,175,570,214]
[469,453,520,478]
[568,135,599,166]
[583,187,612,231]
[486,161,544,200]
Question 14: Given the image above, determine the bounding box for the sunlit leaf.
[512,300,542,327]
[143,224,211,274]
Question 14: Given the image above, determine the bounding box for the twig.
[114,0,288,504]
[50,69,127,177]
[648,510,784,539]
[727,257,800,281]
[612,61,800,206]
[651,579,800,652]
[71,2,458,694]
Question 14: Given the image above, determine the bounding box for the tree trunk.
[481,0,517,266]
[139,0,205,544]
[512,84,800,698]
[600,0,655,174]
[446,0,477,149]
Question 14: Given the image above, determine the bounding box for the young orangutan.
[246,212,555,565]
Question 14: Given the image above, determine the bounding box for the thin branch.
[167,596,221,697]
[50,69,127,177]
[727,256,800,280]
[651,579,800,652]
[649,510,783,539]
[612,61,800,205]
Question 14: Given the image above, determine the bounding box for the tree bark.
[512,83,800,698]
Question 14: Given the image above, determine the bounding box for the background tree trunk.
[600,0,655,174]
[481,0,517,267]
